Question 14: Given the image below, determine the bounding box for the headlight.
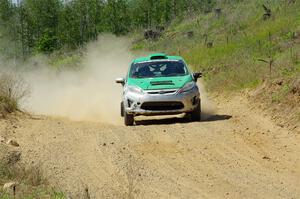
[126,85,144,95]
[178,82,196,94]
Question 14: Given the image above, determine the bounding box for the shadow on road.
[135,114,232,126]
[135,116,188,126]
[202,114,232,122]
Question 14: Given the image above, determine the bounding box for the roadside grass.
[271,83,291,103]
[131,0,300,128]
[0,163,65,199]
[0,72,65,198]
[133,0,300,97]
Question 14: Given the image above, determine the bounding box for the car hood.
[127,75,193,90]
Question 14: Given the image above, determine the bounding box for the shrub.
[0,162,65,199]
[0,73,30,116]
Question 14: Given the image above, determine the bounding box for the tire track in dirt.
[3,95,299,199]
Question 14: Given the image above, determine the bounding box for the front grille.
[141,101,184,111]
[146,89,177,95]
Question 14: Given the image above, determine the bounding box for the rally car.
[116,53,202,126]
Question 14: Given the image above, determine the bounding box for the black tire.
[121,102,124,117]
[124,111,134,126]
[191,100,201,122]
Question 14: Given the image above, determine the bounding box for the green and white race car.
[116,53,202,126]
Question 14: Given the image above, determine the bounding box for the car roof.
[132,53,184,64]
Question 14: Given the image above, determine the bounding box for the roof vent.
[149,53,168,60]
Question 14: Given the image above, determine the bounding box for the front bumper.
[124,86,200,116]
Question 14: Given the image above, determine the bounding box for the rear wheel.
[191,100,201,122]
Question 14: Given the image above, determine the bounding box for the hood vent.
[150,81,174,86]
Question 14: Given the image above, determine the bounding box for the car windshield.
[130,60,189,78]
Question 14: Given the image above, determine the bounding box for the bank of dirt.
[0,95,299,198]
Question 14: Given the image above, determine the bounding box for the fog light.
[127,99,133,107]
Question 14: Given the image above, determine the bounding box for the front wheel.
[121,102,124,117]
[191,100,201,122]
[124,111,134,126]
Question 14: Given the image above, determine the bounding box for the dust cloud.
[1,34,215,124]
[198,80,217,120]
[23,35,134,124]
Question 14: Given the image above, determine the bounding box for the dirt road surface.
[1,95,299,199]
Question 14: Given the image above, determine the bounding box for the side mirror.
[115,77,125,85]
[192,72,202,82]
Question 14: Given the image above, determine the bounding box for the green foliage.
[139,0,300,91]
[49,52,82,70]
[0,0,13,21]
[36,30,59,53]
[0,0,218,58]
[271,83,291,103]
[104,0,130,35]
